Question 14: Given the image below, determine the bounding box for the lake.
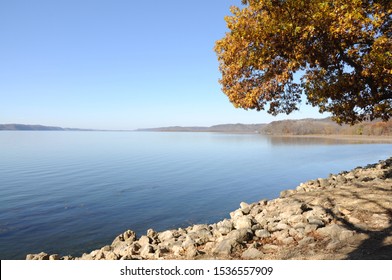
[0,131,390,259]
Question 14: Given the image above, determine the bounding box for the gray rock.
[192,228,214,244]
[140,245,155,258]
[268,221,288,232]
[217,219,233,229]
[317,224,345,239]
[226,229,253,243]
[304,224,319,234]
[36,252,50,260]
[339,230,354,241]
[254,213,267,226]
[101,245,112,252]
[80,253,93,260]
[298,237,315,247]
[192,224,208,231]
[154,247,168,258]
[233,216,253,229]
[241,207,251,215]
[212,238,240,256]
[239,202,251,214]
[158,230,174,242]
[112,243,131,257]
[95,250,105,260]
[307,217,325,227]
[181,236,196,249]
[203,242,215,252]
[172,245,184,256]
[348,217,361,224]
[230,209,244,219]
[218,226,232,235]
[293,222,307,229]
[326,240,343,250]
[185,246,200,259]
[288,214,304,225]
[49,254,59,260]
[262,244,279,251]
[276,222,290,230]
[112,230,136,245]
[282,237,295,245]
[90,250,100,258]
[336,175,347,184]
[123,230,137,241]
[105,251,119,260]
[280,189,295,198]
[255,229,271,238]
[288,228,298,237]
[240,202,250,209]
[147,229,158,240]
[318,178,329,188]
[241,247,264,259]
[131,242,141,254]
[272,229,289,241]
[251,224,263,231]
[138,235,151,246]
[259,200,268,206]
[250,208,262,217]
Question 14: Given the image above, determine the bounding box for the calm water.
[0,131,390,259]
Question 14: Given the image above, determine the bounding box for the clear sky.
[0,0,326,130]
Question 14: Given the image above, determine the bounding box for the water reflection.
[265,135,392,145]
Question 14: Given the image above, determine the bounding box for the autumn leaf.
[215,0,392,124]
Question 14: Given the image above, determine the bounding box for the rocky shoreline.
[27,157,392,260]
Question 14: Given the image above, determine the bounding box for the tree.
[214,0,392,124]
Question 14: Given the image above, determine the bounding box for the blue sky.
[0,0,325,130]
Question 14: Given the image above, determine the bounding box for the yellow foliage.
[215,0,392,124]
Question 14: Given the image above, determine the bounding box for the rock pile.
[26,157,392,260]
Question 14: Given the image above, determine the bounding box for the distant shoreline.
[2,119,391,141]
[266,134,392,143]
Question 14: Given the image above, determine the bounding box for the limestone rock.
[147,229,158,240]
[262,244,279,252]
[255,229,271,238]
[230,209,244,219]
[288,214,303,225]
[138,235,152,246]
[298,237,315,247]
[140,245,155,258]
[307,217,325,227]
[242,247,264,259]
[185,246,200,258]
[212,238,239,256]
[49,254,59,260]
[112,230,136,245]
[158,230,174,242]
[317,224,346,240]
[105,251,119,260]
[226,229,253,243]
[172,245,184,257]
[233,216,253,229]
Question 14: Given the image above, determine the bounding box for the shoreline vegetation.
[27,157,392,260]
[2,118,392,138]
[137,118,392,137]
